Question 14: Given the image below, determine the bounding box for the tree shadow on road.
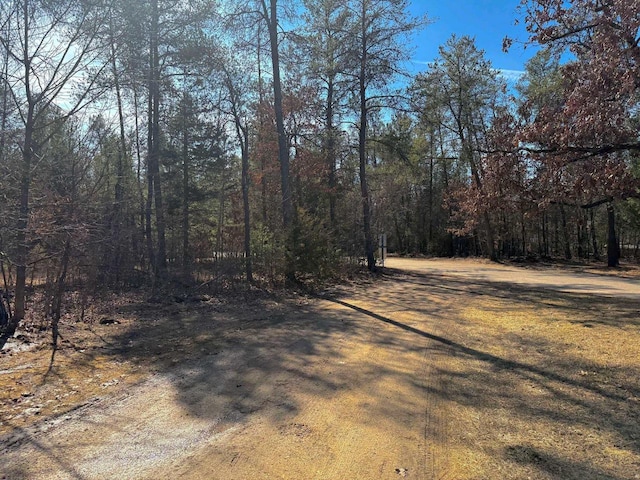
[385,267,640,328]
[326,268,640,479]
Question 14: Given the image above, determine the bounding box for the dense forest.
[1,0,639,339]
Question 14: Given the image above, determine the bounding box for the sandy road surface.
[2,259,639,479]
[386,257,640,299]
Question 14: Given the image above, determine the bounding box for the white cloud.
[495,68,525,82]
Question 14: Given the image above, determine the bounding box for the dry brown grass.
[449,294,640,479]
[0,318,145,439]
[374,260,640,480]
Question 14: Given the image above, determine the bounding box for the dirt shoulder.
[2,259,639,479]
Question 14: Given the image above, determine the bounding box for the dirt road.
[386,257,640,299]
[2,258,639,479]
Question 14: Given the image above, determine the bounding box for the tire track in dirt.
[310,305,384,479]
[420,332,450,480]
[323,290,452,480]
[310,304,432,479]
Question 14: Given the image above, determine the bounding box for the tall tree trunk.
[181,92,190,278]
[261,0,294,280]
[481,212,496,259]
[12,0,35,330]
[0,20,12,329]
[50,237,71,350]
[263,0,293,227]
[559,203,571,260]
[0,18,9,169]
[542,212,548,257]
[458,113,495,260]
[145,87,156,274]
[589,208,600,261]
[428,148,434,250]
[358,0,375,271]
[223,65,253,283]
[216,166,226,266]
[237,115,253,283]
[240,130,253,283]
[577,210,586,259]
[13,121,31,329]
[150,0,166,275]
[133,85,147,269]
[110,20,126,283]
[326,77,337,226]
[607,202,619,267]
[467,149,496,260]
[521,211,526,256]
[553,210,559,256]
[257,22,268,226]
[438,134,455,257]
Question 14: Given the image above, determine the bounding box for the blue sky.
[408,0,537,81]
